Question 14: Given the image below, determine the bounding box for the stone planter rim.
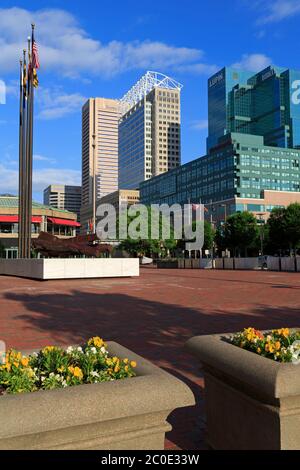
[0,341,195,440]
[186,330,300,399]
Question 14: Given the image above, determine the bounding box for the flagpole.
[26,23,36,258]
[24,35,32,258]
[21,49,27,258]
[18,58,24,258]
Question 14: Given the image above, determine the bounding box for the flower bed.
[231,327,300,363]
[0,336,136,395]
[186,328,300,450]
[0,341,195,449]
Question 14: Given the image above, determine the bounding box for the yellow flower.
[42,346,55,354]
[13,361,19,368]
[123,358,129,364]
[57,366,65,373]
[112,356,119,364]
[281,328,290,338]
[68,366,83,380]
[114,365,120,373]
[124,365,129,372]
[88,337,104,348]
[130,361,137,368]
[257,347,261,354]
[21,357,29,367]
[265,342,274,354]
[275,341,281,351]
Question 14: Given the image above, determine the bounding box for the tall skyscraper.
[43,184,81,222]
[119,71,182,189]
[207,65,300,151]
[81,97,120,232]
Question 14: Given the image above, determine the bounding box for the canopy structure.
[47,217,80,227]
[0,215,42,223]
[119,71,183,115]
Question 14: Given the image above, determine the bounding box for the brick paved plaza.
[0,267,300,450]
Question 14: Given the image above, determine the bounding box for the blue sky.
[1,0,300,201]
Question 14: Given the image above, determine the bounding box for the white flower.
[77,347,83,353]
[41,376,45,382]
[66,346,74,353]
[91,347,97,354]
[100,347,107,354]
[90,371,99,378]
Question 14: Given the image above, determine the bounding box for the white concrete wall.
[267,256,299,272]
[234,258,260,270]
[0,258,139,280]
[200,259,213,269]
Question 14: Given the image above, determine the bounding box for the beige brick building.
[119,72,182,190]
[81,98,120,231]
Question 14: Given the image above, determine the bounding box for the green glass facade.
[140,133,300,210]
[207,66,300,151]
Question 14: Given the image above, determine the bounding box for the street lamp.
[257,213,265,257]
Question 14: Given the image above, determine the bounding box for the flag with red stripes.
[32,32,40,69]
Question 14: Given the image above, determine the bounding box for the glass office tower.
[207,66,300,151]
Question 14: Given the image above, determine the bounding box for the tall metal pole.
[18,58,24,258]
[24,35,32,258]
[21,49,27,258]
[27,25,35,258]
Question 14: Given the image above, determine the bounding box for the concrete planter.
[186,332,300,450]
[0,342,194,450]
[0,258,139,280]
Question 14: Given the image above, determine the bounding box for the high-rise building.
[140,132,300,221]
[207,66,300,151]
[119,71,182,190]
[43,184,81,221]
[81,97,120,232]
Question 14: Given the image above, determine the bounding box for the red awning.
[0,215,18,223]
[47,217,80,227]
[0,216,42,223]
[32,216,42,223]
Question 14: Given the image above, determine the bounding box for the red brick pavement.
[0,267,300,449]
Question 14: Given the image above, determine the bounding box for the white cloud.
[0,164,81,194]
[33,154,56,164]
[36,88,87,120]
[190,119,208,131]
[232,53,272,72]
[0,7,214,78]
[253,0,300,24]
[175,63,219,75]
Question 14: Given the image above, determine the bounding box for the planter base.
[0,342,194,450]
[186,332,300,450]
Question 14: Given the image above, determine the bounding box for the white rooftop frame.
[119,71,183,116]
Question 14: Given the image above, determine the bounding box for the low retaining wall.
[0,258,139,280]
[267,256,300,272]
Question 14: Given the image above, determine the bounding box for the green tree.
[117,206,177,258]
[203,221,215,251]
[214,225,226,256]
[284,203,300,255]
[220,211,259,257]
[266,207,288,254]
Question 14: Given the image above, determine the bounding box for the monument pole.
[18,24,39,259]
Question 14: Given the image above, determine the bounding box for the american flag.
[32,36,40,69]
